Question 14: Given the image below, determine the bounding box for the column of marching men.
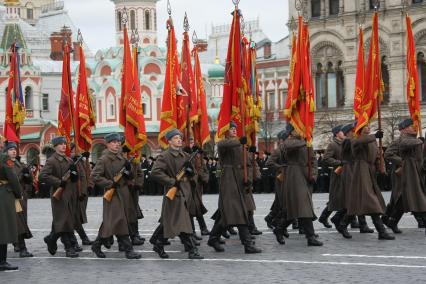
[2,119,426,270]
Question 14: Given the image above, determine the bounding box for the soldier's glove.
[70,164,79,182]
[184,161,195,177]
[419,137,425,143]
[124,160,132,171]
[59,179,67,188]
[240,136,248,145]
[123,169,134,180]
[82,151,91,158]
[192,145,201,153]
[375,130,384,139]
[22,167,30,174]
[122,145,131,153]
[183,146,192,154]
[248,146,257,153]
[72,155,82,162]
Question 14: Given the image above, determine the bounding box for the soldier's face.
[189,139,194,147]
[336,131,346,140]
[56,143,67,154]
[405,125,417,135]
[107,140,121,153]
[7,148,17,159]
[228,127,237,137]
[169,135,183,148]
[362,126,370,134]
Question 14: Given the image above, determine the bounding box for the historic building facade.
[288,0,426,148]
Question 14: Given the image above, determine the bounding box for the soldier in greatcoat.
[148,129,203,259]
[90,133,141,259]
[0,146,23,271]
[39,136,81,257]
[342,126,394,240]
[5,142,33,257]
[282,124,323,246]
[207,121,261,254]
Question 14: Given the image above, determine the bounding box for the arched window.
[315,62,345,109]
[141,91,151,117]
[130,10,136,30]
[117,11,122,31]
[153,10,157,30]
[25,86,33,109]
[336,61,345,106]
[144,10,151,30]
[381,56,390,104]
[417,52,426,101]
[107,94,115,118]
[315,63,326,109]
[311,0,321,18]
[329,0,339,15]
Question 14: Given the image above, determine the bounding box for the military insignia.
[6,159,14,167]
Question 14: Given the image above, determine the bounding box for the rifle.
[103,157,135,202]
[52,155,84,200]
[166,148,199,201]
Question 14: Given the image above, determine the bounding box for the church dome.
[208,63,224,79]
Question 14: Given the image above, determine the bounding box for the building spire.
[214,37,219,64]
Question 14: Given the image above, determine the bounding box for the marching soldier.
[282,124,323,246]
[5,142,34,257]
[39,136,81,257]
[342,126,394,240]
[90,133,142,259]
[265,129,290,244]
[385,118,426,234]
[246,146,262,236]
[0,145,23,271]
[207,121,261,254]
[149,129,203,259]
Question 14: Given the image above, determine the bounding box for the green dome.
[208,63,225,78]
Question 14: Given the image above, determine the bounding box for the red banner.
[75,44,95,152]
[353,27,365,120]
[158,18,180,148]
[57,42,74,156]
[405,14,421,132]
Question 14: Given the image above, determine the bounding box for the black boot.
[181,234,204,259]
[307,236,323,246]
[372,215,395,240]
[228,227,238,235]
[264,212,275,229]
[292,219,299,230]
[0,244,18,271]
[130,222,144,246]
[386,217,402,234]
[248,212,262,235]
[119,235,141,259]
[91,237,106,258]
[273,228,285,245]
[44,231,59,255]
[318,206,333,228]
[350,217,360,229]
[208,222,225,252]
[153,241,169,258]
[77,227,93,245]
[197,215,210,235]
[63,233,79,258]
[238,226,262,253]
[13,243,19,253]
[416,215,425,228]
[69,233,83,252]
[358,215,374,233]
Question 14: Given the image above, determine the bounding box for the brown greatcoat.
[150,147,194,238]
[215,138,249,226]
[283,137,315,220]
[266,145,287,210]
[12,160,33,238]
[39,152,78,233]
[384,137,403,207]
[77,159,91,224]
[347,134,386,216]
[90,150,133,238]
[341,138,355,210]
[399,134,426,213]
[244,153,259,212]
[323,137,345,211]
[0,155,22,244]
[191,155,208,217]
[126,159,144,221]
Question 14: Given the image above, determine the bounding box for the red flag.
[75,44,95,152]
[353,27,365,120]
[405,14,421,132]
[119,26,133,129]
[4,43,26,143]
[355,12,384,135]
[192,46,210,146]
[57,42,74,156]
[215,8,243,141]
[284,17,315,146]
[158,18,181,148]
[178,29,198,139]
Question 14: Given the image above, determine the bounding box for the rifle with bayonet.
[166,148,200,201]
[103,156,136,202]
[52,155,84,200]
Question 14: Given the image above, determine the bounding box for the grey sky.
[64,0,289,52]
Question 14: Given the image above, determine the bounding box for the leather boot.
[228,227,238,235]
[248,213,262,235]
[63,234,79,258]
[350,217,360,229]
[264,212,275,229]
[69,233,83,252]
[182,234,204,259]
[238,226,262,253]
[44,232,58,255]
[13,243,19,253]
[307,236,323,246]
[91,237,106,258]
[207,237,225,252]
[153,241,169,259]
[18,236,33,258]
[358,215,374,233]
[333,215,352,239]
[197,215,210,235]
[387,217,402,234]
[77,227,93,245]
[415,214,425,228]
[292,219,299,229]
[119,235,141,259]
[372,215,395,240]
[318,206,333,228]
[0,245,18,271]
[273,228,285,245]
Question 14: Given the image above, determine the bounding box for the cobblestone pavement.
[2,192,425,284]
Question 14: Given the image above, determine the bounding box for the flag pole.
[183,12,192,147]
